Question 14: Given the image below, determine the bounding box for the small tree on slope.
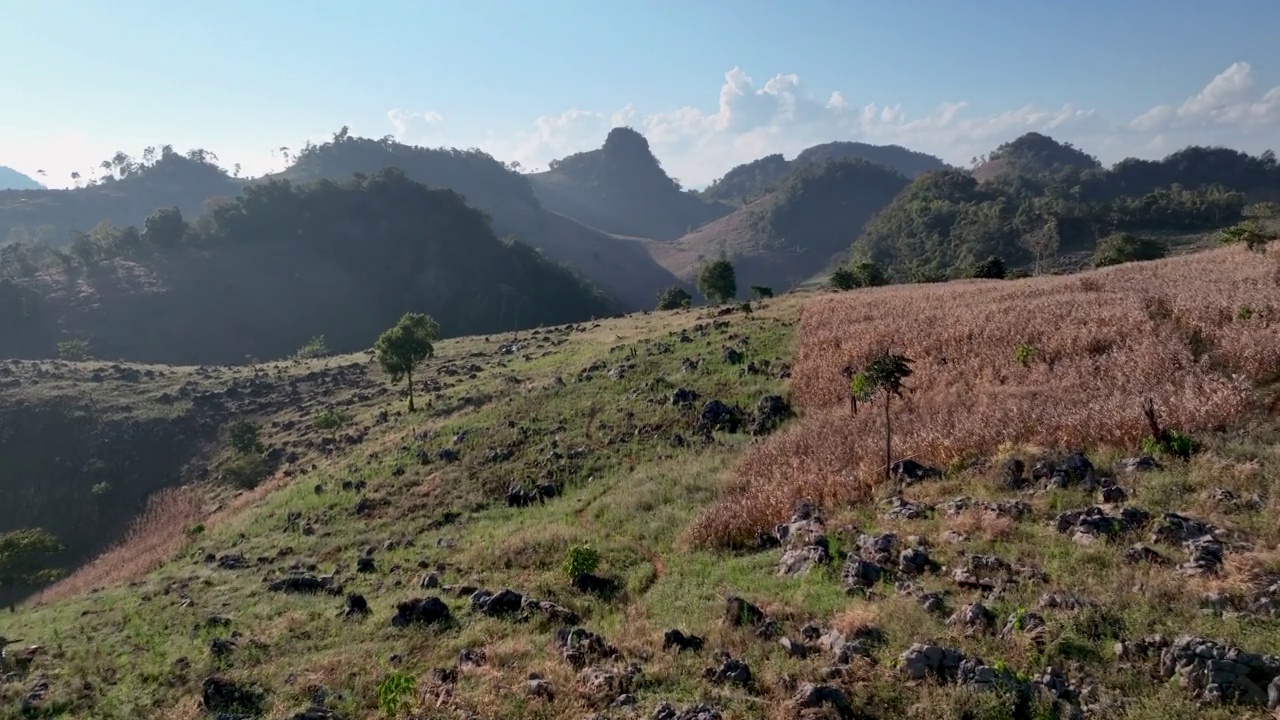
[848,349,914,483]
[697,259,737,304]
[376,312,440,412]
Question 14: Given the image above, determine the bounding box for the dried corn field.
[691,246,1280,548]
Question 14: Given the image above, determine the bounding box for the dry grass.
[31,486,204,603]
[691,247,1280,547]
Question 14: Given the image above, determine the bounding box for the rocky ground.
[3,288,1280,719]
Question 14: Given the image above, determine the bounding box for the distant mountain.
[700,141,948,205]
[971,132,1102,183]
[651,159,910,294]
[0,136,682,309]
[0,169,617,364]
[529,127,734,240]
[0,166,43,190]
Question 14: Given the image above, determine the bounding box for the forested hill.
[0,169,616,364]
[529,127,734,240]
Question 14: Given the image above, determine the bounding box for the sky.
[2,0,1278,189]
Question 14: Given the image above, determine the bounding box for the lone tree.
[376,312,440,412]
[656,286,693,311]
[848,349,914,483]
[697,259,737,304]
[0,528,64,595]
[1019,219,1059,275]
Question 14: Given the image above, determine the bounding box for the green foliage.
[971,255,1007,279]
[56,338,90,361]
[1237,306,1255,321]
[829,267,858,291]
[1219,220,1278,252]
[376,312,439,412]
[655,286,693,311]
[0,528,64,590]
[313,408,351,436]
[697,259,737,304]
[185,523,206,538]
[1141,431,1200,460]
[749,285,774,299]
[1093,233,1167,268]
[90,481,112,497]
[221,453,268,489]
[699,154,790,204]
[563,543,601,581]
[141,207,186,248]
[857,350,914,399]
[376,671,416,717]
[225,419,262,454]
[1015,342,1036,368]
[1250,201,1279,218]
[831,261,887,291]
[294,335,330,359]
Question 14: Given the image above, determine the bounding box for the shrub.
[56,339,91,361]
[829,267,858,291]
[313,408,351,437]
[656,286,693,310]
[1093,233,1166,267]
[971,255,1007,279]
[750,285,774,299]
[1015,342,1036,368]
[377,672,416,717]
[294,335,330,359]
[221,453,268,489]
[225,419,261,454]
[562,542,600,581]
[1219,220,1278,253]
[90,481,112,497]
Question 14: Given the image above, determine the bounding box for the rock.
[390,597,450,627]
[1151,512,1217,545]
[840,556,884,592]
[267,574,336,594]
[526,675,555,700]
[670,388,700,407]
[891,459,941,484]
[721,347,744,365]
[725,596,764,627]
[458,648,486,667]
[1179,536,1224,576]
[704,655,752,686]
[1038,592,1093,611]
[1116,456,1160,473]
[695,400,744,435]
[899,643,966,681]
[778,545,831,576]
[663,629,705,653]
[555,627,618,667]
[344,594,369,617]
[1123,543,1169,564]
[898,546,938,576]
[778,636,810,658]
[1159,635,1280,706]
[883,496,932,520]
[652,702,722,720]
[290,706,344,720]
[216,553,249,570]
[474,588,524,616]
[948,603,996,635]
[1100,484,1128,504]
[1054,505,1150,543]
[749,395,793,435]
[951,554,1014,591]
[572,572,621,598]
[356,556,376,573]
[202,676,264,716]
[1001,611,1047,640]
[857,533,898,564]
[792,682,853,717]
[420,573,440,589]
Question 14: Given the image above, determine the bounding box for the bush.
[656,286,693,311]
[749,285,774,299]
[971,255,1007,279]
[313,408,351,436]
[1093,233,1166,267]
[829,267,858,291]
[562,542,600,581]
[1015,342,1036,368]
[697,259,737,304]
[294,335,330,359]
[57,339,91,361]
[1219,220,1278,253]
[220,453,268,489]
[831,262,888,291]
[377,672,416,717]
[225,419,261,454]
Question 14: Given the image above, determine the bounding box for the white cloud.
[423,111,444,123]
[460,61,1280,188]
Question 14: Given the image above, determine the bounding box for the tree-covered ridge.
[529,127,732,240]
[971,131,1102,181]
[0,169,616,363]
[699,142,948,206]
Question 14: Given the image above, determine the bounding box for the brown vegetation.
[690,246,1280,548]
[32,486,203,603]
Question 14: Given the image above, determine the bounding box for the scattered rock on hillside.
[1054,506,1151,544]
[704,653,752,687]
[725,596,765,627]
[267,574,338,594]
[791,682,853,718]
[695,400,744,435]
[891,459,941,484]
[840,556,884,593]
[391,597,450,627]
[1151,513,1217,545]
[670,388,699,407]
[1180,536,1225,576]
[202,676,265,716]
[652,701,722,720]
[1159,635,1280,706]
[343,594,369,618]
[215,552,249,570]
[662,629,705,653]
[749,395,792,435]
[883,496,932,520]
[556,626,619,667]
[948,603,996,635]
[775,501,831,576]
[525,674,555,700]
[1123,543,1169,565]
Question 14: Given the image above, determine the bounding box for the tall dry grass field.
[691,246,1280,548]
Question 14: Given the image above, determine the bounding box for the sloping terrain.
[0,166,44,191]
[655,160,910,294]
[7,245,1280,718]
[971,132,1102,183]
[529,127,733,241]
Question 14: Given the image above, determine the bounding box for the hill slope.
[529,127,734,240]
[0,169,616,364]
[7,246,1280,719]
[0,166,44,191]
[971,131,1102,183]
[654,159,910,293]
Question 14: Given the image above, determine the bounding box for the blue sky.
[2,0,1278,187]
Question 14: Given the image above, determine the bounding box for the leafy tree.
[971,255,1007,279]
[562,543,601,582]
[1219,220,1278,253]
[0,528,64,593]
[749,285,774,299]
[656,286,693,311]
[697,259,737,304]
[1093,233,1167,267]
[294,335,330,359]
[830,267,858,291]
[848,349,914,482]
[376,312,440,412]
[142,207,186,248]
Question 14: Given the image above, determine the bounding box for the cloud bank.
[393,62,1280,188]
